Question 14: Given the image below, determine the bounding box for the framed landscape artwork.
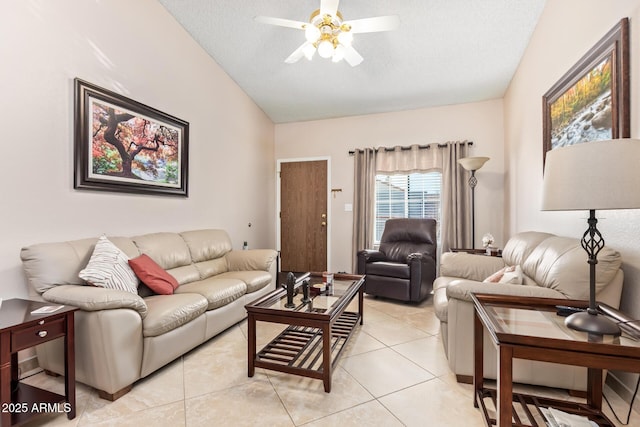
[542,18,629,167]
[74,78,189,196]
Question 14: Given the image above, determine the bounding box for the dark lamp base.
[565,311,621,336]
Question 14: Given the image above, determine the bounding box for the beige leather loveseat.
[433,231,623,391]
[20,229,277,400]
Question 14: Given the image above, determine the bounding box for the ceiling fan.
[255,0,400,67]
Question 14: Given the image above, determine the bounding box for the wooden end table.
[472,293,640,427]
[0,299,78,426]
[245,273,364,392]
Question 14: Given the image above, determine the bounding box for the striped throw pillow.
[79,235,139,293]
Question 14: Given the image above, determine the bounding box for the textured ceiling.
[158,0,546,123]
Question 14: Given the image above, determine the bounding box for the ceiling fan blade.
[345,15,400,33]
[343,45,363,67]
[320,0,339,17]
[255,16,306,30]
[284,42,311,64]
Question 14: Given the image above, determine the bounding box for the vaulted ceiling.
[159,0,546,123]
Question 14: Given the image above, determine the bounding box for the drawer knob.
[38,320,45,325]
[38,331,47,338]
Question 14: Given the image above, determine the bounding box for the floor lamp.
[458,157,490,249]
[542,138,640,336]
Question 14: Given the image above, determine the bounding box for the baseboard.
[18,356,40,377]
[606,372,640,416]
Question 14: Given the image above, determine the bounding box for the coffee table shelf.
[256,311,359,374]
[476,388,613,427]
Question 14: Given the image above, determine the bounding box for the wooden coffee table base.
[248,310,361,392]
[246,274,364,393]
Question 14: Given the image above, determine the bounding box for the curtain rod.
[348,141,473,156]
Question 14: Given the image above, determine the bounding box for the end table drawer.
[11,318,66,352]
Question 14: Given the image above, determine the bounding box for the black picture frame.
[74,78,189,196]
[542,18,629,167]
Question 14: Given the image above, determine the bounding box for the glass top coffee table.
[472,293,640,427]
[245,272,364,392]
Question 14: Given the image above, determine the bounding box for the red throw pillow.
[128,254,179,295]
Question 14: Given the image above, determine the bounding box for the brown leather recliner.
[357,218,437,302]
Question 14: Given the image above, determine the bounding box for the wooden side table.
[451,248,502,257]
[472,293,640,427]
[0,299,78,426]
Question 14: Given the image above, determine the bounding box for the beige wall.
[275,99,505,273]
[504,0,640,398]
[0,0,276,298]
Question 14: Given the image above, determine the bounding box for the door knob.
[321,213,327,219]
[321,221,327,227]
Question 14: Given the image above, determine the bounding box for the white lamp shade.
[542,139,640,211]
[458,156,490,171]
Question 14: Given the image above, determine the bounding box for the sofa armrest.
[445,279,566,302]
[42,285,148,318]
[226,249,278,272]
[440,252,506,282]
[357,249,386,274]
[358,249,386,262]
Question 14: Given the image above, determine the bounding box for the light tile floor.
[19,296,637,426]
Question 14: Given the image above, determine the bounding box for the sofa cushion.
[175,278,247,310]
[21,237,140,293]
[483,265,523,285]
[79,235,139,294]
[194,258,228,280]
[142,293,208,337]
[166,264,201,286]
[216,271,272,293]
[365,261,410,279]
[133,232,191,270]
[440,252,505,282]
[129,254,179,295]
[484,266,511,283]
[180,229,232,263]
[502,231,554,267]
[522,236,621,299]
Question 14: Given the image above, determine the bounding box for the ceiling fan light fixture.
[317,40,334,58]
[303,43,316,60]
[256,1,399,67]
[304,25,320,42]
[332,44,345,62]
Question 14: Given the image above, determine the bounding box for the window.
[374,171,442,243]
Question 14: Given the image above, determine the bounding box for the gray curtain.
[440,142,471,252]
[351,148,377,272]
[351,141,471,268]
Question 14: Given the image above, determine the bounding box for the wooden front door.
[280,160,328,272]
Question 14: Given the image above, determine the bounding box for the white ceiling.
[158,0,546,124]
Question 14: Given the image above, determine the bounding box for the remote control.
[555,305,586,317]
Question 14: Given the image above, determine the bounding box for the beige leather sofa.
[20,229,277,400]
[433,231,623,391]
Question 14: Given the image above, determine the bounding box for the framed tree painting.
[74,78,189,196]
[542,18,629,167]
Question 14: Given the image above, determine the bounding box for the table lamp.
[458,156,490,249]
[542,138,640,336]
